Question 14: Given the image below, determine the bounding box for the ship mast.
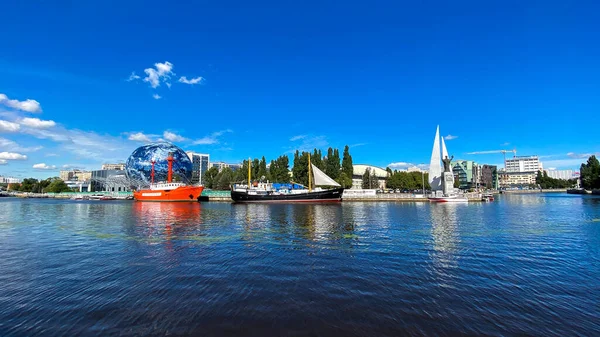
[248,157,251,187]
[308,153,312,192]
[167,152,174,183]
[151,159,156,184]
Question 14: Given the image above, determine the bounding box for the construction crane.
[500,149,517,170]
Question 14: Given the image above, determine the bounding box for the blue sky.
[1,0,599,178]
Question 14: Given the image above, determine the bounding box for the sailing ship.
[133,152,204,202]
[428,126,468,203]
[230,154,344,203]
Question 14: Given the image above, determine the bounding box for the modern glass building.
[186,152,210,185]
[452,160,479,190]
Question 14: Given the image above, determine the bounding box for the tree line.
[580,155,600,190]
[535,171,576,189]
[8,177,73,193]
[384,170,431,191]
[203,145,354,190]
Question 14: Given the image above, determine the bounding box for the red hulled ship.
[133,152,204,202]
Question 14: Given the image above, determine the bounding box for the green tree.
[292,151,310,186]
[45,179,71,193]
[311,149,323,171]
[215,167,234,190]
[362,168,371,189]
[580,155,600,189]
[325,148,341,180]
[258,156,268,181]
[370,169,379,189]
[341,145,354,188]
[269,155,290,183]
[203,166,219,189]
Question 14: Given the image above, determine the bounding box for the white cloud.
[466,150,504,155]
[193,129,232,145]
[45,153,59,157]
[20,117,56,129]
[0,159,6,165]
[566,152,599,159]
[0,120,21,132]
[163,131,186,142]
[127,72,141,81]
[501,142,510,146]
[547,167,556,170]
[143,61,174,88]
[152,94,162,100]
[128,132,152,142]
[0,137,42,152]
[444,134,458,140]
[290,135,306,141]
[0,152,27,160]
[178,76,203,85]
[33,163,56,170]
[388,162,413,169]
[287,135,328,153]
[0,93,42,113]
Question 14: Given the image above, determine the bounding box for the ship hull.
[428,196,468,203]
[133,186,204,202]
[231,187,344,203]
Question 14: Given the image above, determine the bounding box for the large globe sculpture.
[125,142,193,187]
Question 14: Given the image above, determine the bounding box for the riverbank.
[501,189,566,194]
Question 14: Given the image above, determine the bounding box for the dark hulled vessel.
[231,186,343,203]
[230,154,344,203]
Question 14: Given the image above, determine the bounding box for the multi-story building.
[452,160,479,189]
[499,171,537,187]
[545,169,577,180]
[90,169,130,192]
[0,176,21,184]
[480,165,498,189]
[60,169,91,182]
[500,155,543,188]
[101,163,126,171]
[505,156,543,173]
[186,152,210,185]
[211,162,242,172]
[351,164,389,189]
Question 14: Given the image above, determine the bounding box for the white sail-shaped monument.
[441,136,449,162]
[429,126,442,191]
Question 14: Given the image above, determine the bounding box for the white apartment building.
[545,170,577,180]
[505,156,543,173]
[0,176,21,184]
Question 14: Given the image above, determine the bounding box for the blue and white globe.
[125,142,193,186]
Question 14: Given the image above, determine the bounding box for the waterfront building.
[0,176,21,184]
[505,156,543,173]
[101,163,126,171]
[452,160,479,189]
[59,169,91,182]
[211,161,242,172]
[65,180,91,192]
[499,171,537,188]
[480,165,498,189]
[90,169,130,192]
[545,169,578,180]
[186,152,210,185]
[351,164,389,189]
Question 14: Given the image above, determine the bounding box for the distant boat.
[428,126,468,203]
[133,152,204,202]
[231,155,343,203]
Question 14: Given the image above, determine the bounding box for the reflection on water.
[0,196,599,336]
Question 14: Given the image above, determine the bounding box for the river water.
[0,194,598,336]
